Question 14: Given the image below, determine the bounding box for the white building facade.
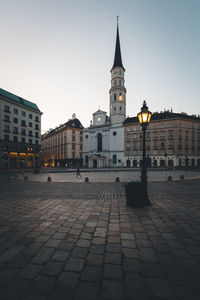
[83,23,126,168]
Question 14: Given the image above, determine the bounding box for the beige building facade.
[0,88,42,168]
[41,117,83,168]
[124,111,200,168]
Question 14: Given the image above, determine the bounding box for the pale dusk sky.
[0,0,200,132]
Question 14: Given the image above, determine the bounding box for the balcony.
[4,119,10,123]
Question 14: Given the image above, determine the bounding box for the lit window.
[97,117,101,122]
[119,93,123,101]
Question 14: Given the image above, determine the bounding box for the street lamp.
[137,100,152,205]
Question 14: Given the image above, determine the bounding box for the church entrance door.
[93,160,97,168]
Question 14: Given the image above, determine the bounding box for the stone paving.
[0,176,200,300]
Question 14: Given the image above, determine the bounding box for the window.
[29,114,32,119]
[21,120,26,126]
[119,93,122,101]
[4,124,10,132]
[154,131,158,137]
[114,79,116,86]
[21,129,26,135]
[97,133,102,152]
[97,117,101,122]
[72,152,75,158]
[22,111,26,117]
[28,130,33,137]
[21,137,25,143]
[72,144,75,150]
[35,124,39,130]
[13,127,18,134]
[153,150,158,155]
[133,134,137,139]
[4,105,10,112]
[169,123,173,128]
[126,134,131,140]
[126,142,131,148]
[4,134,9,141]
[29,139,32,144]
[114,93,116,101]
[168,149,174,155]
[80,145,82,150]
[161,124,165,128]
[35,132,39,138]
[72,130,75,134]
[4,115,10,122]
[29,122,32,127]
[133,150,137,155]
[85,135,88,139]
[133,126,137,131]
[35,116,39,122]
[14,108,18,114]
[119,79,121,86]
[113,154,117,164]
[13,136,18,142]
[80,137,83,142]
[160,131,165,137]
[160,149,165,155]
[14,118,18,124]
[35,140,38,144]
[168,140,174,146]
[113,131,117,136]
[72,136,75,141]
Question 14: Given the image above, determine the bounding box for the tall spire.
[112,17,124,71]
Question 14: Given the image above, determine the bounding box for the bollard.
[85,177,89,182]
[115,177,120,182]
[180,175,184,180]
[47,177,51,182]
[168,176,172,181]
[24,176,28,180]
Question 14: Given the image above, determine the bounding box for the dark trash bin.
[125,181,151,207]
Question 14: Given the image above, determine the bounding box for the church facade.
[83,23,126,168]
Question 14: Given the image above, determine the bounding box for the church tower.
[109,18,126,125]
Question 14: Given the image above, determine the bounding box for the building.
[83,21,126,168]
[124,111,200,168]
[41,116,83,168]
[0,88,42,168]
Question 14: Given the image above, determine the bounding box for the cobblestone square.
[0,174,200,299]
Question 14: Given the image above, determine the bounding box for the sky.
[0,0,200,133]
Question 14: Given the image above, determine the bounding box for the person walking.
[76,166,81,178]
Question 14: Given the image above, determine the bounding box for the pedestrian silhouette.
[76,166,81,177]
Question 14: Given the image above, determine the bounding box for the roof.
[124,111,200,125]
[93,109,107,115]
[111,24,125,71]
[0,88,40,112]
[42,118,84,139]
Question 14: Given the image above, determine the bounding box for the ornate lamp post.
[137,101,152,204]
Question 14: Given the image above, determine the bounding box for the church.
[83,21,127,168]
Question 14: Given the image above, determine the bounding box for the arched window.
[119,93,123,101]
[113,154,117,164]
[97,133,102,152]
[114,93,116,101]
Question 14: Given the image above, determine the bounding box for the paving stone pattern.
[0,178,200,299]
